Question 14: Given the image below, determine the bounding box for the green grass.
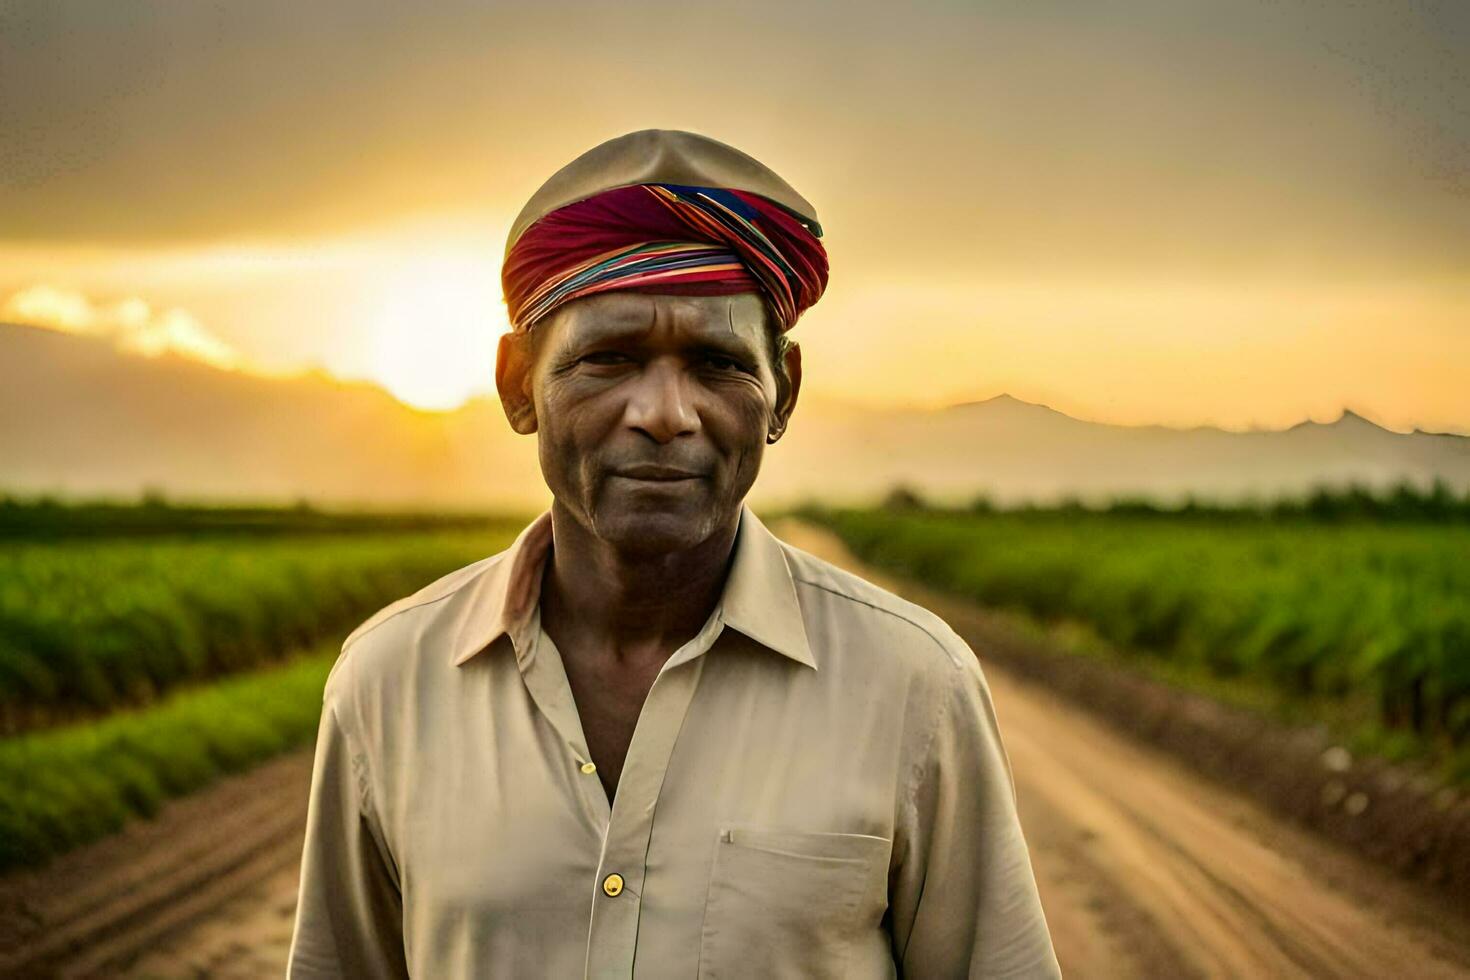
[803,507,1470,767]
[0,644,336,870]
[0,526,521,727]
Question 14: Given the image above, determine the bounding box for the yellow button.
[580,761,597,775]
[602,873,624,897]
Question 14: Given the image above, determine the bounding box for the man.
[288,129,1060,978]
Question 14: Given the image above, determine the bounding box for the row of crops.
[0,646,336,869]
[0,494,506,539]
[8,495,1467,870]
[0,511,522,868]
[805,507,1470,751]
[0,525,525,731]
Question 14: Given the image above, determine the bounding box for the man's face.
[521,291,789,555]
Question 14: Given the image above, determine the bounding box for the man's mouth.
[613,465,705,482]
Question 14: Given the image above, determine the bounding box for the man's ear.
[496,331,538,434]
[768,340,802,444]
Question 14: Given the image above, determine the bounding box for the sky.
[2,0,1468,431]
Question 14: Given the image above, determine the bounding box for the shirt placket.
[515,607,614,834]
[589,651,710,979]
[532,607,726,980]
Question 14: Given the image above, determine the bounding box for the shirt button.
[580,761,597,775]
[602,873,624,897]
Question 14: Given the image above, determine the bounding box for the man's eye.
[705,354,746,372]
[581,351,631,366]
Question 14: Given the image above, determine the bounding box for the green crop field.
[6,493,1468,871]
[0,525,522,730]
[0,644,337,869]
[804,506,1470,771]
[0,504,523,869]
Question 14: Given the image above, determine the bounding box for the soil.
[2,520,1468,978]
[0,752,311,979]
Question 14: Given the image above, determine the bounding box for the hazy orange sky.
[2,0,1467,431]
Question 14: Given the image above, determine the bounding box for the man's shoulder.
[777,538,972,676]
[340,552,503,650]
[324,548,508,697]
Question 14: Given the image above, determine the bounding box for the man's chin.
[592,490,721,555]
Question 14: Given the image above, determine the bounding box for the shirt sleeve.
[287,697,409,979]
[888,641,1061,978]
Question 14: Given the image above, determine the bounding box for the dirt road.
[782,521,1470,978]
[13,521,1470,977]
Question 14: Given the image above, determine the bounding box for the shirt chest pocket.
[697,826,893,979]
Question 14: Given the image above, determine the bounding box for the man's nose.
[624,358,700,443]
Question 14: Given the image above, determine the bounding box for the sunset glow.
[1,0,1466,432]
[2,284,242,372]
[357,254,505,412]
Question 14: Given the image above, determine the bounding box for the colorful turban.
[501,130,829,334]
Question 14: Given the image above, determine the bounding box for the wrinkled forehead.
[538,292,771,352]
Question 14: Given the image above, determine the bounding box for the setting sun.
[359,252,505,412]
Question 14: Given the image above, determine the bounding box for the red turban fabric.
[501,183,828,334]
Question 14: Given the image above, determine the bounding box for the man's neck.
[539,503,739,664]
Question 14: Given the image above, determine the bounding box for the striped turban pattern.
[501,183,828,335]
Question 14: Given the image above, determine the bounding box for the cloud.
[2,284,241,371]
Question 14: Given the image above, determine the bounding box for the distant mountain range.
[3,321,1467,509]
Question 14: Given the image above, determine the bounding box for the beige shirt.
[287,505,1059,979]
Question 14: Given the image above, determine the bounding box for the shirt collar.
[450,503,816,670]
